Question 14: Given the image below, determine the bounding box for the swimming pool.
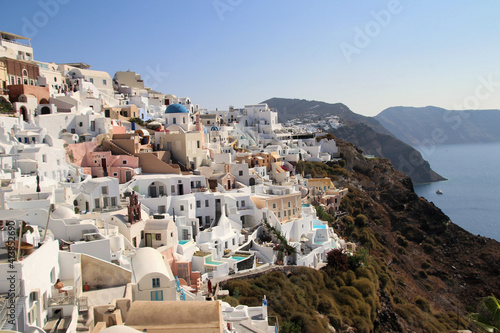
[231,256,247,262]
[178,240,189,245]
[302,204,310,207]
[313,225,327,229]
[205,259,223,265]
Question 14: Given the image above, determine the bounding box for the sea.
[413,142,500,242]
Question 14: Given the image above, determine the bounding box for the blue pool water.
[302,204,310,207]
[313,225,327,229]
[205,259,223,265]
[178,240,189,245]
[231,256,247,262]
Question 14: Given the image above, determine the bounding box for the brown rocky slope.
[336,138,500,329]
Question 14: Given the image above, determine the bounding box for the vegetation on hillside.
[0,97,14,113]
[221,160,469,332]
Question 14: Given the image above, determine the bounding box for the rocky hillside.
[375,106,500,146]
[263,98,445,183]
[219,137,500,332]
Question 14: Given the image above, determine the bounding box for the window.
[22,69,28,76]
[103,79,107,85]
[288,202,291,207]
[94,199,100,209]
[50,268,56,283]
[232,238,235,245]
[205,216,210,225]
[173,117,176,124]
[155,234,161,241]
[205,200,209,207]
[183,117,186,124]
[111,197,116,206]
[272,203,276,209]
[42,155,47,162]
[71,128,75,134]
[10,76,15,85]
[196,201,201,208]
[180,205,184,211]
[284,210,286,217]
[197,141,200,148]
[56,159,60,165]
[89,78,94,83]
[171,185,175,193]
[152,278,160,288]
[239,170,243,176]
[278,212,281,218]
[17,77,21,84]
[30,80,34,85]
[141,231,144,239]
[90,121,95,131]
[122,160,127,165]
[241,201,245,207]
[113,172,118,177]
[78,122,83,127]
[102,186,108,195]
[170,232,173,237]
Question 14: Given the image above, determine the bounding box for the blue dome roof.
[210,126,219,131]
[165,103,188,114]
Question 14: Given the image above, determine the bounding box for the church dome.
[165,103,188,114]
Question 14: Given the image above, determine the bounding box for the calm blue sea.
[413,142,500,242]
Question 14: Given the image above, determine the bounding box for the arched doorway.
[249,178,256,186]
[41,106,51,115]
[20,107,28,121]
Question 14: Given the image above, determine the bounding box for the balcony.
[48,295,76,306]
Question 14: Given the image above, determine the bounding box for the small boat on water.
[436,190,443,195]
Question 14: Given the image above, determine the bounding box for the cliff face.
[221,138,499,332]
[263,98,445,184]
[332,122,445,183]
[337,138,500,330]
[375,106,500,146]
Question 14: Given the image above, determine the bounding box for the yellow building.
[307,177,336,192]
[251,192,302,224]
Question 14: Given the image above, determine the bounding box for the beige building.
[113,70,145,89]
[251,192,302,224]
[155,128,207,170]
[125,301,224,332]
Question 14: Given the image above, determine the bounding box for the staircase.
[76,297,92,332]
[0,296,25,331]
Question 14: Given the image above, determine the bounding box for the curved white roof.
[131,247,174,282]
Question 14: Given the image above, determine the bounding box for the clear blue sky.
[2,1,500,116]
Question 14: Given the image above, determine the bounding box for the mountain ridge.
[375,106,500,146]
[262,98,445,184]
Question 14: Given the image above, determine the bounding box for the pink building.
[67,141,139,184]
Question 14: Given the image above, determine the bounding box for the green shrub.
[221,296,239,307]
[418,270,428,279]
[352,278,375,297]
[423,243,435,254]
[415,296,431,312]
[355,214,368,228]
